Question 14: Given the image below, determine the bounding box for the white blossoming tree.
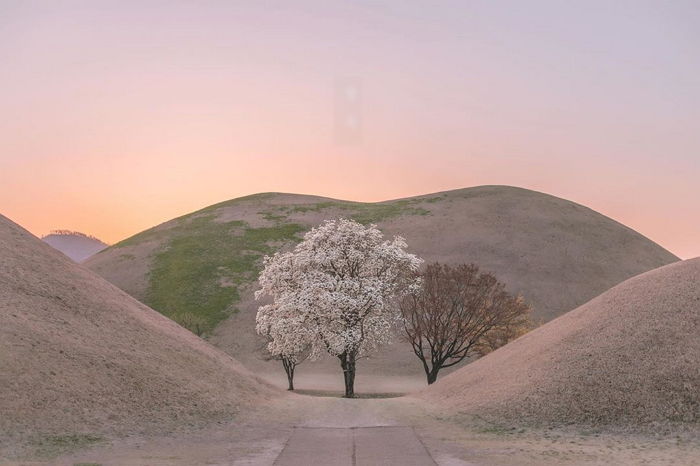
[255,218,422,397]
[256,300,310,390]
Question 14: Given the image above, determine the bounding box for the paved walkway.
[273,426,437,466]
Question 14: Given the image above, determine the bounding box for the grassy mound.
[422,258,700,429]
[0,214,274,445]
[103,195,432,334]
[85,186,678,377]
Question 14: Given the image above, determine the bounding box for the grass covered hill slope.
[42,230,108,262]
[86,186,677,336]
[0,214,273,442]
[421,258,700,428]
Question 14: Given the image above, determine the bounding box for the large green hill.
[86,186,678,376]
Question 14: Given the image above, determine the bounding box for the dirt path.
[12,392,700,465]
[274,426,436,466]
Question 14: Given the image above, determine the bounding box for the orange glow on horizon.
[1,1,697,258]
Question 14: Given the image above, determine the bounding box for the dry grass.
[0,215,276,454]
[86,186,679,381]
[421,258,700,429]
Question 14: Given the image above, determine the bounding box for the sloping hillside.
[421,258,700,427]
[85,186,678,377]
[42,230,107,262]
[0,215,274,441]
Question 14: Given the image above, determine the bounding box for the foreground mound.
[42,230,107,262]
[422,258,700,427]
[0,215,273,438]
[85,187,677,379]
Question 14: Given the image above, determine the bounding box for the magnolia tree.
[256,301,310,390]
[255,218,422,397]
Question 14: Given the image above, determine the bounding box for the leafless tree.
[401,263,531,384]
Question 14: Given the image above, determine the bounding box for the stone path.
[273,426,437,466]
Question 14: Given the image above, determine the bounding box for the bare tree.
[401,263,531,384]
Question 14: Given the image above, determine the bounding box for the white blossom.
[255,219,422,363]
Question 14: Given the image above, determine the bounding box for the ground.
[5,375,699,466]
[3,211,696,465]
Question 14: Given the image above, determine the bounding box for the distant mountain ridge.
[42,230,108,262]
[46,229,103,241]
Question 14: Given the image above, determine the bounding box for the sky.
[1,0,698,258]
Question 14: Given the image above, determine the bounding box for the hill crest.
[42,230,108,262]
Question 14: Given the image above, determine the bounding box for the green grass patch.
[144,214,305,333]
[111,194,285,249]
[259,210,287,222]
[420,195,445,203]
[278,199,430,224]
[286,201,339,213]
[105,193,438,334]
[348,200,430,224]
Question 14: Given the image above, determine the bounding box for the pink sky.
[1,1,698,258]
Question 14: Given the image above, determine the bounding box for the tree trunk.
[282,357,295,391]
[426,367,439,385]
[339,352,357,398]
[428,371,437,385]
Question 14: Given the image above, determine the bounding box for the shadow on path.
[293,389,406,399]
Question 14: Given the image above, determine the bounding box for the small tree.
[256,302,310,390]
[256,219,422,397]
[401,263,531,384]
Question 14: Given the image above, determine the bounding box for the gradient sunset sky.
[1,1,698,258]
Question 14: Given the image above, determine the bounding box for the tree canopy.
[256,218,422,396]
